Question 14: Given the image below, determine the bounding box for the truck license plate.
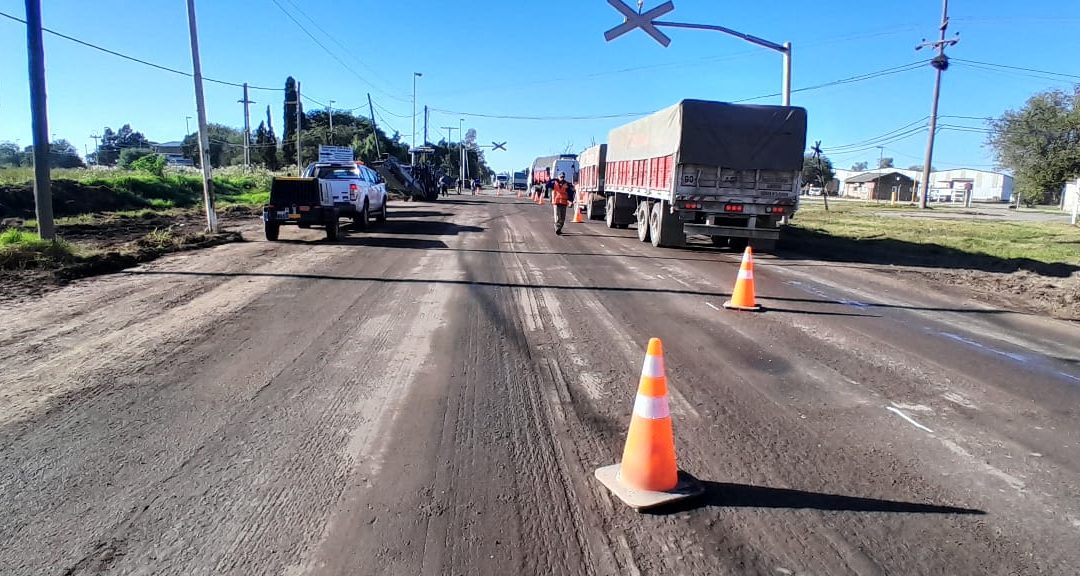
[288,213,301,220]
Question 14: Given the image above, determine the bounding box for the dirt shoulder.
[0,207,257,304]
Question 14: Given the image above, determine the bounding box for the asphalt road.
[2,194,1079,575]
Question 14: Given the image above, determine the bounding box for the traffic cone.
[723,246,762,311]
[573,205,585,223]
[595,338,702,511]
[538,195,545,206]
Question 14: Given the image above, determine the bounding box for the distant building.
[843,171,916,201]
[151,141,185,156]
[930,168,1013,203]
[832,168,922,198]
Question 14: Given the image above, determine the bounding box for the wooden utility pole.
[25,0,54,239]
[296,81,302,174]
[185,0,218,232]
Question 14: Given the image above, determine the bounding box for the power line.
[431,60,930,121]
[0,9,283,92]
[371,99,412,119]
[823,127,929,156]
[266,0,410,103]
[952,57,1080,80]
[822,116,930,151]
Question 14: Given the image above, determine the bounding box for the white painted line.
[656,274,665,279]
[705,302,720,311]
[886,406,934,433]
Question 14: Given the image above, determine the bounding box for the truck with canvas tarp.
[602,99,807,250]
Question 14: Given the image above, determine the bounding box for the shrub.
[118,148,154,168]
[130,153,167,177]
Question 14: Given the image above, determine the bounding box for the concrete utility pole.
[327,99,335,144]
[459,118,465,185]
[238,83,254,171]
[441,126,459,180]
[185,0,218,232]
[411,72,422,164]
[916,0,959,210]
[1071,179,1079,225]
[185,116,192,135]
[367,93,381,157]
[296,81,302,174]
[89,133,101,164]
[25,0,54,239]
[423,105,429,148]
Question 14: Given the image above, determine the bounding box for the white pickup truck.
[302,162,389,228]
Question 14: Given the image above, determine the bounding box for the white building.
[929,168,1013,203]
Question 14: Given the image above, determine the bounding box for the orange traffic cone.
[595,338,702,510]
[572,205,585,223]
[723,246,762,311]
[538,195,545,206]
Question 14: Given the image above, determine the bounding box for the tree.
[96,124,150,165]
[130,153,166,177]
[851,161,869,171]
[0,141,24,167]
[989,86,1080,205]
[802,153,835,190]
[282,76,304,169]
[878,157,894,169]
[49,139,86,168]
[908,164,936,172]
[181,124,245,168]
[257,105,280,170]
[119,148,153,168]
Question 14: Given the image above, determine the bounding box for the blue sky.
[1,0,1078,174]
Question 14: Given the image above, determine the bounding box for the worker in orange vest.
[551,172,576,235]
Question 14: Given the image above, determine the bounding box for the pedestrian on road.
[544,177,556,201]
[551,172,576,235]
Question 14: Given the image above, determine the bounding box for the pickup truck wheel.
[636,202,651,242]
[353,201,370,230]
[264,222,280,241]
[376,198,388,222]
[325,218,340,241]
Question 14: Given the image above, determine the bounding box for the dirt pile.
[0,181,151,219]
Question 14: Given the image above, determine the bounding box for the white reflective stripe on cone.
[641,354,665,378]
[633,394,671,420]
[738,269,754,280]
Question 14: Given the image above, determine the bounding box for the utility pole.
[916,0,959,210]
[423,105,429,148]
[296,81,302,174]
[327,99,335,144]
[89,133,101,164]
[238,83,254,171]
[185,0,218,232]
[1071,178,1079,225]
[367,93,381,157]
[185,116,192,135]
[459,118,465,187]
[411,72,422,164]
[25,0,54,239]
[441,126,459,181]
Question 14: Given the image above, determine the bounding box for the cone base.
[594,464,704,511]
[722,300,762,312]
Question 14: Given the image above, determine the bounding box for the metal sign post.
[604,0,792,106]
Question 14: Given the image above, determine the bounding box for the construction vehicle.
[601,99,806,251]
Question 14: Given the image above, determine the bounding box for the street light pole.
[327,99,335,144]
[412,72,422,164]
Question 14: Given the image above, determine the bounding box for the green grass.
[793,203,1080,265]
[0,229,80,269]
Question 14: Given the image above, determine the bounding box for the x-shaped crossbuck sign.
[492,141,507,151]
[603,0,674,47]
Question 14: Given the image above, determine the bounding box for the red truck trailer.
[576,144,607,220]
[602,99,807,250]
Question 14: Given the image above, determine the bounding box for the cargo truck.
[511,170,528,191]
[529,154,579,197]
[576,144,607,220]
[601,99,806,251]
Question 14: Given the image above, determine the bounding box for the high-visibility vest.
[553,181,571,206]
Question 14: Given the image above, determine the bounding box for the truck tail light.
[724,204,744,213]
[767,206,787,214]
[681,202,702,210]
[349,183,358,200]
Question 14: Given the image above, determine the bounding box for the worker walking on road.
[551,172,576,235]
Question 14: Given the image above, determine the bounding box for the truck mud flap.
[683,224,780,240]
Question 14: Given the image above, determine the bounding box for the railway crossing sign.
[492,141,507,151]
[603,0,674,47]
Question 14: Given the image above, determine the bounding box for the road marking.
[886,405,934,433]
[705,302,720,311]
[940,332,1029,363]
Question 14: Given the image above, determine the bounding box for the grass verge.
[790,203,1080,270]
[0,229,80,270]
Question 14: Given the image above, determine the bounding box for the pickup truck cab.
[302,162,389,228]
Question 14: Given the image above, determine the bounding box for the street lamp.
[412,72,423,163]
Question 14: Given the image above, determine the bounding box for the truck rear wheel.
[649,201,684,248]
[636,202,651,242]
[587,197,604,221]
[326,218,340,241]
[605,197,617,228]
[264,222,280,241]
